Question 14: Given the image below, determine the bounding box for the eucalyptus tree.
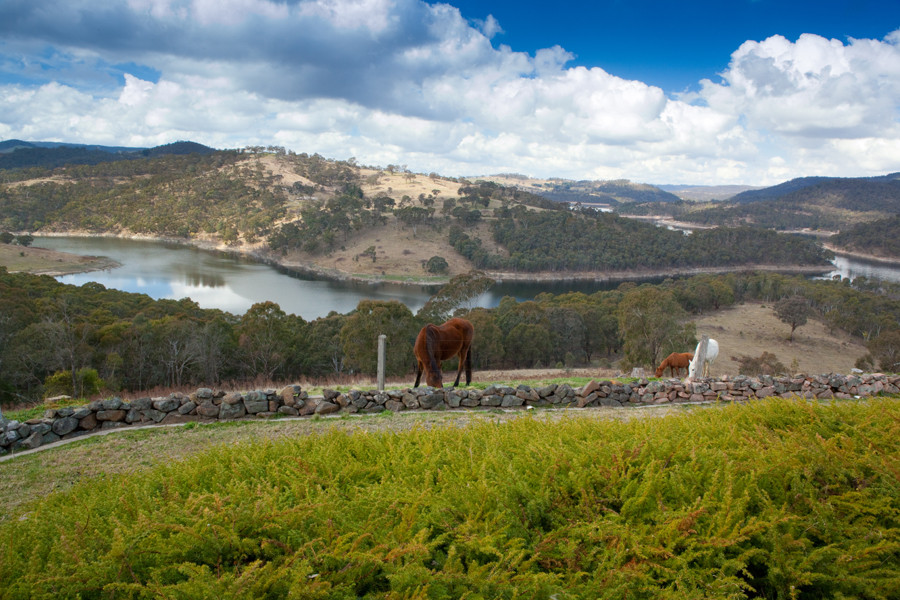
[340,300,418,376]
[617,285,695,369]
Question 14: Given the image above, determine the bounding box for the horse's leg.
[414,362,423,387]
[464,348,472,385]
[452,353,464,387]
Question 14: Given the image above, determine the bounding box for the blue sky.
[452,0,893,91]
[1,0,898,185]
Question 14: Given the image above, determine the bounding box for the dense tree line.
[0,147,136,171]
[612,199,691,218]
[3,267,900,404]
[683,200,853,231]
[459,180,563,210]
[449,209,832,272]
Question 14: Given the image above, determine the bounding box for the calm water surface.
[34,237,625,319]
[34,237,442,319]
[32,237,900,320]
[824,255,900,283]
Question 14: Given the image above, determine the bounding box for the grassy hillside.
[692,301,867,376]
[1,150,833,281]
[1,398,898,598]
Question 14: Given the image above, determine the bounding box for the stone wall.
[2,372,899,455]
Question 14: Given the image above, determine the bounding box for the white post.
[377,334,386,391]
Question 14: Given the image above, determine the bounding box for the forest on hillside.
[2,267,899,404]
[454,211,829,271]
[828,215,900,259]
[1,150,834,274]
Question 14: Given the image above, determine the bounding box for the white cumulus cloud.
[0,1,897,184]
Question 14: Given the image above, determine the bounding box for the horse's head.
[425,368,443,388]
[655,365,664,378]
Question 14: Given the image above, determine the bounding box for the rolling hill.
[621,172,900,233]
[480,174,683,206]
[0,144,835,281]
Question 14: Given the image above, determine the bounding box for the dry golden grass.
[692,301,868,376]
[275,215,506,281]
[359,168,463,200]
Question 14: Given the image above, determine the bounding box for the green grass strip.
[1,398,898,599]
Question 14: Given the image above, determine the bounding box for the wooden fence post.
[377,334,386,391]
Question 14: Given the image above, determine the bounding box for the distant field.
[0,242,118,275]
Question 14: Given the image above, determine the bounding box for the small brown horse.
[413,317,474,388]
[655,352,694,378]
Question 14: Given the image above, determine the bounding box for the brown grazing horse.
[413,317,474,388]
[655,352,694,378]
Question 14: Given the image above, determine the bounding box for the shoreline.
[30,256,121,277]
[0,239,122,277]
[822,243,900,266]
[28,230,836,285]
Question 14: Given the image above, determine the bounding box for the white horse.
[688,338,719,378]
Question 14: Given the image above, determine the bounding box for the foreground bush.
[1,399,899,599]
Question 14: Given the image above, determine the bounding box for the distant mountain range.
[728,172,900,205]
[0,140,217,169]
[670,172,900,232]
[0,139,146,154]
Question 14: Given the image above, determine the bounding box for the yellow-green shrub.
[1,398,898,599]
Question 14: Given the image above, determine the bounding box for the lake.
[825,255,900,284]
[32,237,637,319]
[31,237,900,320]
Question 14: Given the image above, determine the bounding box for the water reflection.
[34,237,439,319]
[32,237,900,319]
[822,255,900,284]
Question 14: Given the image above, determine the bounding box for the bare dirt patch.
[692,301,867,376]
